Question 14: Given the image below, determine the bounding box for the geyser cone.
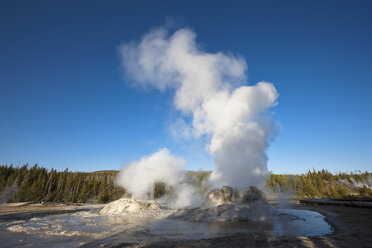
[170,186,271,222]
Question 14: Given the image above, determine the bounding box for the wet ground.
[136,204,372,248]
[0,202,337,247]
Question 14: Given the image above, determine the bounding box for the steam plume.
[115,148,202,208]
[119,27,278,193]
[116,148,185,200]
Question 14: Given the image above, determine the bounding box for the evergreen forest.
[0,164,371,204]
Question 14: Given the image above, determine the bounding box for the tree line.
[0,164,124,203]
[266,169,372,199]
[0,164,371,203]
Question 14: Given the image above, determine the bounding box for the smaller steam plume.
[115,148,202,208]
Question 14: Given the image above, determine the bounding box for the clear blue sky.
[0,0,371,174]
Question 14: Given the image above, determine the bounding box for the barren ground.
[108,203,372,248]
[0,202,103,221]
[0,202,371,247]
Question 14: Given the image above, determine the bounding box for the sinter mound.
[100,198,161,215]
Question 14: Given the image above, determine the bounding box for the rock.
[233,190,244,202]
[207,188,224,206]
[207,185,265,206]
[242,186,266,203]
[221,186,233,202]
[206,186,234,205]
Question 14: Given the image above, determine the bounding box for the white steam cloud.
[115,148,202,208]
[115,148,185,200]
[118,26,278,199]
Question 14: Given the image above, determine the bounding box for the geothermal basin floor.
[0,202,371,247]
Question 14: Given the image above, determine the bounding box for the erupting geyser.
[111,26,279,211]
[96,28,332,238]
